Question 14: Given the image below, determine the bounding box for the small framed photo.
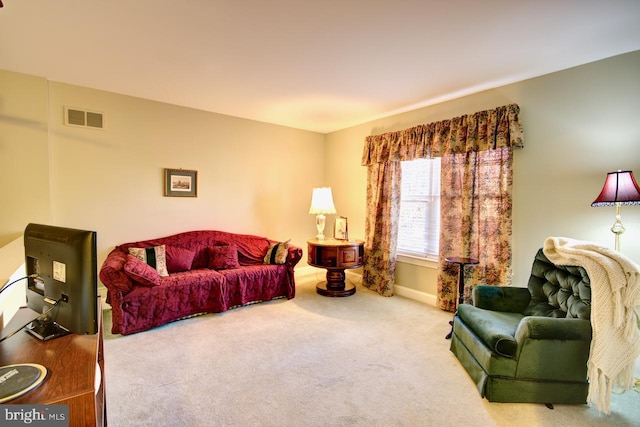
[334,216,348,240]
[164,168,198,197]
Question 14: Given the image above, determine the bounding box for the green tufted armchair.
[450,248,592,404]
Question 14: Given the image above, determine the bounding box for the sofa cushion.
[264,239,290,264]
[119,268,228,334]
[124,254,161,286]
[457,304,523,358]
[220,264,291,308]
[129,245,169,276]
[166,246,196,273]
[208,244,240,270]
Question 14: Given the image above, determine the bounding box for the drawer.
[339,247,359,267]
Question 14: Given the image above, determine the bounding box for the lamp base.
[315,214,327,241]
[611,204,625,252]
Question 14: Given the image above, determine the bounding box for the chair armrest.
[473,285,531,313]
[513,316,592,378]
[515,316,592,341]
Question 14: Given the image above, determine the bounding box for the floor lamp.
[591,170,640,251]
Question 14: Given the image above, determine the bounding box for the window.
[398,158,441,260]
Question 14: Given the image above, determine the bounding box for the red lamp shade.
[591,170,640,207]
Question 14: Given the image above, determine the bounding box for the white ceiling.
[1,1,639,133]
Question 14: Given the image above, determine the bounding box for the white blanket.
[543,237,640,414]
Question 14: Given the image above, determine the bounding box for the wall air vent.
[64,107,105,129]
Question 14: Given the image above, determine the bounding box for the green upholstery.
[450,248,592,404]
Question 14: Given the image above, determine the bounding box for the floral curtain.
[437,148,514,311]
[362,161,401,297]
[361,104,523,298]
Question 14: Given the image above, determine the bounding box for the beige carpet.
[103,272,640,426]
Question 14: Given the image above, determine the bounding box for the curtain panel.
[437,148,514,311]
[362,162,401,297]
[360,104,523,299]
[361,103,523,164]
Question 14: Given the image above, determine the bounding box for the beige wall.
[1,72,326,280]
[0,70,51,246]
[2,50,640,301]
[326,51,640,298]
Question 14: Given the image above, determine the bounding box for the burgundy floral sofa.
[99,230,302,335]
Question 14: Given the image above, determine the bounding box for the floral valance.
[361,103,524,166]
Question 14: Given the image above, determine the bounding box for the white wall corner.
[0,237,28,328]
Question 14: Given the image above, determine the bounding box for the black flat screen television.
[23,223,98,340]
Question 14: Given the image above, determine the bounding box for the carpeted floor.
[103,272,640,426]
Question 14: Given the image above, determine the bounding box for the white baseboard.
[297,267,436,307]
[296,266,364,280]
[394,284,437,307]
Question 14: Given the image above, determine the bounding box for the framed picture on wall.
[334,216,348,240]
[164,168,198,197]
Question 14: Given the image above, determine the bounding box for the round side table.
[445,256,479,339]
[307,238,364,297]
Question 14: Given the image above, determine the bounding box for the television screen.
[23,223,97,340]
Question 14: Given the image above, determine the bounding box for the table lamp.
[591,170,640,251]
[309,187,336,240]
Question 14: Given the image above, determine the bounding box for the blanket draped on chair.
[543,236,640,414]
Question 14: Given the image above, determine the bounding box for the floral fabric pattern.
[437,149,514,312]
[361,104,523,165]
[362,161,401,296]
[361,104,522,299]
[99,230,304,334]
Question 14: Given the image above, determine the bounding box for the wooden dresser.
[0,298,106,426]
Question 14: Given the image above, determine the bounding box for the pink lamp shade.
[591,170,640,206]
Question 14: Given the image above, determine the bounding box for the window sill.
[397,254,438,269]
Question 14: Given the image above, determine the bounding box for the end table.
[307,238,364,297]
[445,256,479,339]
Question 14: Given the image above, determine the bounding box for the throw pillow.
[208,244,240,270]
[123,254,160,286]
[166,246,196,273]
[264,239,290,265]
[128,245,169,277]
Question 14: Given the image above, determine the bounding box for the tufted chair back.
[524,248,591,320]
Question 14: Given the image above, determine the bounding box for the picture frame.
[334,216,348,240]
[164,168,198,197]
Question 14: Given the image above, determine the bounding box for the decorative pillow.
[208,244,240,270]
[123,254,160,286]
[166,246,196,273]
[128,245,169,277]
[264,239,290,265]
